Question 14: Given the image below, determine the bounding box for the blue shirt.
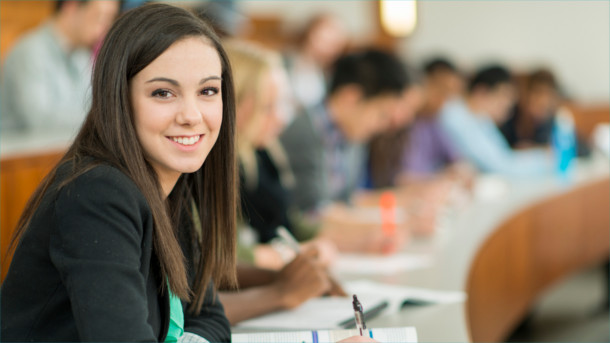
[439,98,553,177]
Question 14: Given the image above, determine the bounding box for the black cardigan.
[1,164,231,342]
[239,149,293,243]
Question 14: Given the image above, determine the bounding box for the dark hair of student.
[423,57,458,76]
[468,64,512,93]
[56,0,129,14]
[328,48,409,98]
[9,3,238,314]
[525,68,558,92]
[55,0,87,12]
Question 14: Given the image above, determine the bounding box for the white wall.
[236,0,609,103]
[402,0,609,103]
[238,0,375,39]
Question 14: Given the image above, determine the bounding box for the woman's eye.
[201,87,220,96]
[152,89,172,98]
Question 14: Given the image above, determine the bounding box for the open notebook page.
[235,280,464,330]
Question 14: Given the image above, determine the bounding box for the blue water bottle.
[551,107,577,182]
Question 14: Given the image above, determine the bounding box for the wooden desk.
[1,130,73,281]
[466,172,609,342]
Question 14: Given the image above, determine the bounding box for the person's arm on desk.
[219,251,333,325]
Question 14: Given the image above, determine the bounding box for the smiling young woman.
[1,3,237,342]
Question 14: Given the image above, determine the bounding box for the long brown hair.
[8,3,237,313]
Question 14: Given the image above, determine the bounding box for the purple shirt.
[402,117,460,175]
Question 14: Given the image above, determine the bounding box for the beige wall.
[402,0,609,103]
[239,0,375,40]
[237,0,609,103]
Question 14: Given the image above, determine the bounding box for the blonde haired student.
[219,40,343,325]
[225,39,336,268]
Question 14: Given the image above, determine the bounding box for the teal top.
[165,288,184,342]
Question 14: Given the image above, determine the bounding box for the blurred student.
[400,57,468,181]
[281,48,409,212]
[281,49,411,253]
[500,69,559,148]
[1,0,119,132]
[439,65,554,177]
[1,4,236,341]
[500,68,590,156]
[284,14,349,111]
[228,40,294,245]
[366,77,424,189]
[219,40,344,325]
[225,39,335,262]
[364,74,456,236]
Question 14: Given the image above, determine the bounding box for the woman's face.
[130,37,223,194]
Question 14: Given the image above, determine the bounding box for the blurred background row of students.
[0,0,606,328]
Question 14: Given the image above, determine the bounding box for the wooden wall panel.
[0,1,54,62]
[567,103,610,141]
[1,151,64,281]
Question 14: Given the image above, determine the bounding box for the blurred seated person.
[0,0,119,132]
[500,68,590,156]
[225,40,336,269]
[399,57,474,183]
[219,40,344,325]
[364,81,458,236]
[366,72,423,189]
[282,49,409,212]
[439,64,554,177]
[364,59,473,236]
[284,13,349,111]
[281,48,411,253]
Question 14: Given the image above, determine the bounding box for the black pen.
[352,294,366,336]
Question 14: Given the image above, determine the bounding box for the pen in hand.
[276,226,302,253]
[352,294,366,336]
